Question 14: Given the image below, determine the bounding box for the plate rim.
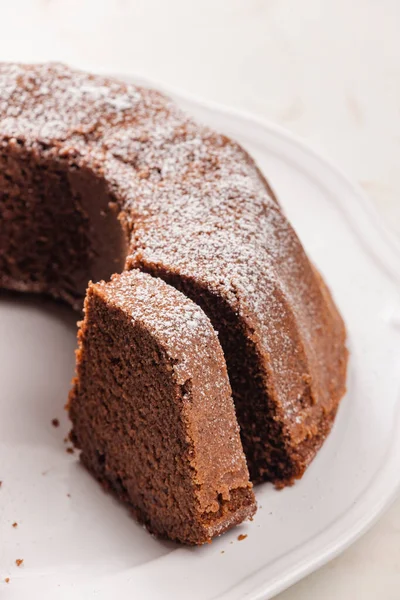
[3,65,400,599]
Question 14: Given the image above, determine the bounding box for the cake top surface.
[93,270,225,388]
[0,63,293,319]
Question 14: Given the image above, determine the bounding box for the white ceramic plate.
[1,73,400,600]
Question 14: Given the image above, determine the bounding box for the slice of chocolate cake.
[69,270,256,545]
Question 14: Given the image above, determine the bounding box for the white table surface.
[1,1,399,597]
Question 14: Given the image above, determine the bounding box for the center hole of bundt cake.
[0,146,128,308]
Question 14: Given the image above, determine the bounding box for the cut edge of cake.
[68,270,256,545]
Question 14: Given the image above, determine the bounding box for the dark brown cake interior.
[133,268,295,483]
[0,145,127,308]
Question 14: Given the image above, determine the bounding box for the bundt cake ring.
[0,63,348,544]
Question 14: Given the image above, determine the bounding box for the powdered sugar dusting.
[99,270,216,380]
[0,62,346,439]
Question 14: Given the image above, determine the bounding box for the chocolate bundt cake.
[0,64,347,509]
[69,270,256,544]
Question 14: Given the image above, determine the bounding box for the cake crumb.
[67,493,71,498]
[12,522,17,528]
[220,550,225,554]
[63,436,69,444]
[15,559,23,567]
[4,578,9,583]
[237,534,247,541]
[51,418,60,428]
[66,447,74,454]
[0,481,2,488]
